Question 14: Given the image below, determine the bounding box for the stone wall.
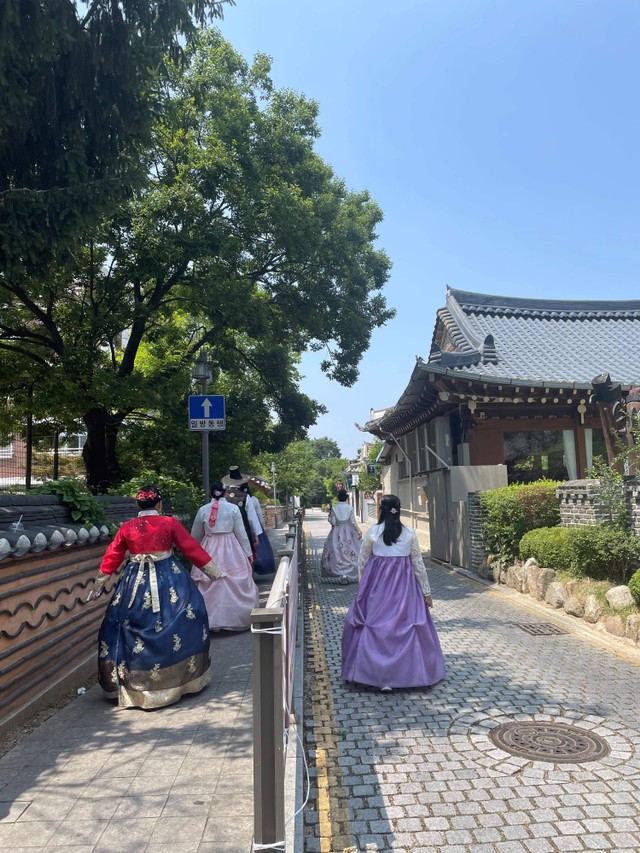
[468,492,489,577]
[556,480,602,527]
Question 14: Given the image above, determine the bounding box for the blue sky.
[219,0,640,457]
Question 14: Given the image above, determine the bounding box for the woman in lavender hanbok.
[321,490,362,582]
[341,494,445,693]
[190,482,259,631]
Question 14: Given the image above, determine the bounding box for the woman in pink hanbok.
[190,482,259,631]
[321,490,362,582]
[342,494,445,693]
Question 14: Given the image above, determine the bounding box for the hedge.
[520,524,640,584]
[479,480,561,563]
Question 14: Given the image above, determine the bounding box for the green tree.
[0,0,228,277]
[0,31,393,489]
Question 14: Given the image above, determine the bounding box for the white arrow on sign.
[202,398,212,417]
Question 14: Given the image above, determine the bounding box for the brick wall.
[556,480,601,527]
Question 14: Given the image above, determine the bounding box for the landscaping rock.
[524,564,538,595]
[564,595,584,618]
[492,563,501,584]
[545,582,565,609]
[625,614,640,643]
[499,566,508,585]
[506,564,525,592]
[605,585,635,610]
[533,568,556,601]
[584,594,604,624]
[604,615,625,637]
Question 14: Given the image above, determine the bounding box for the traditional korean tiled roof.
[430,288,640,385]
[0,494,135,560]
[362,288,640,437]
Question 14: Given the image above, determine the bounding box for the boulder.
[545,582,566,609]
[564,595,584,618]
[605,585,635,611]
[624,614,640,643]
[583,594,604,624]
[533,568,556,601]
[604,615,625,637]
[506,564,525,592]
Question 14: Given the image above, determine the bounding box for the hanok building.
[362,288,640,567]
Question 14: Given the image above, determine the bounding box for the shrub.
[519,526,572,570]
[480,481,561,563]
[566,526,640,584]
[629,568,640,605]
[31,478,107,527]
[113,473,203,527]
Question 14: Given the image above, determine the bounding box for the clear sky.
[219,0,640,458]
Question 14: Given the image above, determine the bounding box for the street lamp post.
[192,349,213,500]
[270,462,277,515]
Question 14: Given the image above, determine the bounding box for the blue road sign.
[188,395,226,431]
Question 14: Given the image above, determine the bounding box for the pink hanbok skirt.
[342,554,446,689]
[191,532,259,631]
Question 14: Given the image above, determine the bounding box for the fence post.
[252,608,285,850]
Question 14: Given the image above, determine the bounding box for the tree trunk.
[83,407,123,492]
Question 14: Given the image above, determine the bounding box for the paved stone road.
[302,509,640,853]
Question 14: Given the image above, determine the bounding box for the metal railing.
[251,514,304,852]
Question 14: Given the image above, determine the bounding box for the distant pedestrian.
[190,482,259,631]
[93,485,220,709]
[341,494,445,692]
[321,490,361,582]
[239,482,276,577]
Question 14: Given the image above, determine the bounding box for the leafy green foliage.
[565,526,640,584]
[114,472,203,527]
[0,30,393,490]
[629,568,640,605]
[31,478,106,526]
[519,527,572,570]
[520,524,640,584]
[479,481,562,563]
[0,0,228,276]
[587,456,628,530]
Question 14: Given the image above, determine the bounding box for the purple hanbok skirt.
[342,554,446,689]
[321,521,361,582]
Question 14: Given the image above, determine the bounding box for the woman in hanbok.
[342,494,445,693]
[240,483,276,577]
[321,490,361,582]
[93,485,220,710]
[190,482,259,631]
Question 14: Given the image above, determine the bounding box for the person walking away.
[341,494,445,692]
[240,483,276,577]
[190,482,259,631]
[93,485,220,709]
[321,490,362,582]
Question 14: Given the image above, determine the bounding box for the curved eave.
[362,361,628,438]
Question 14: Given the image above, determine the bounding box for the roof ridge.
[448,288,640,317]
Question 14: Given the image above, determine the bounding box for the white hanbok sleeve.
[328,508,337,527]
[190,506,206,542]
[357,527,374,580]
[252,497,265,530]
[244,495,261,540]
[232,507,253,557]
[410,531,431,595]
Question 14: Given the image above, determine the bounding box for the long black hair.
[378,494,403,545]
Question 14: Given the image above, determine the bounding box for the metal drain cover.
[489,721,610,763]
[516,622,568,636]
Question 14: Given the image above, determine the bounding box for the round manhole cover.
[489,721,610,764]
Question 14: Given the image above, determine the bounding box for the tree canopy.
[0,0,229,276]
[0,31,393,490]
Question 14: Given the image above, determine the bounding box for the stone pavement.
[0,524,290,853]
[303,508,640,853]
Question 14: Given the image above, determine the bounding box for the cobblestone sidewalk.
[303,509,640,853]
